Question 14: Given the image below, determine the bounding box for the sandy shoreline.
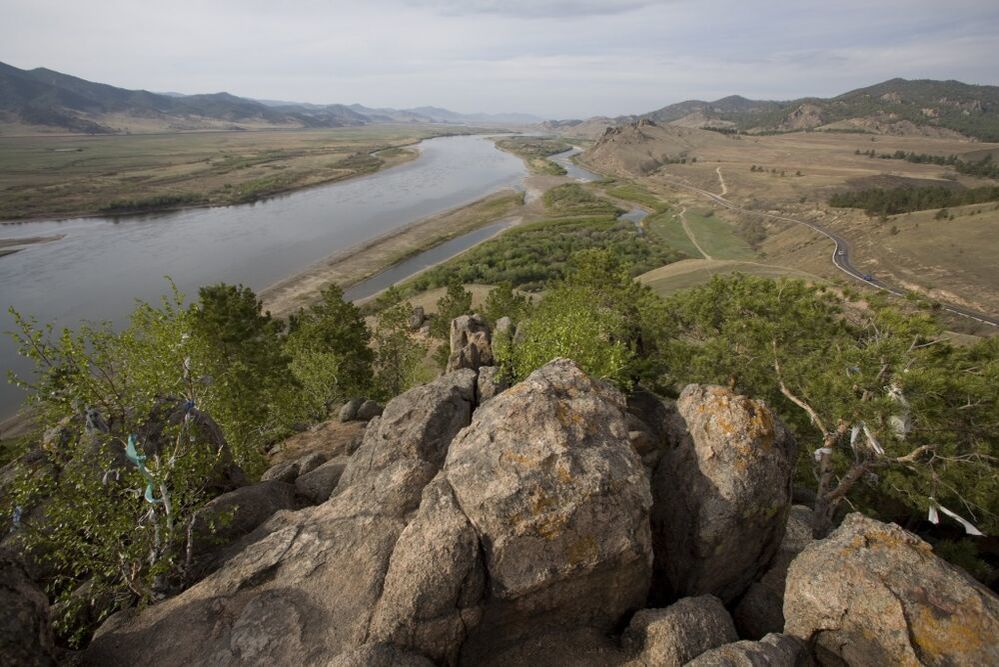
[260,188,526,317]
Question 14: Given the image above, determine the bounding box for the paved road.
[657,175,999,328]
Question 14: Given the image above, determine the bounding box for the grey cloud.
[405,0,658,18]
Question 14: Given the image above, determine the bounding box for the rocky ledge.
[6,353,997,666]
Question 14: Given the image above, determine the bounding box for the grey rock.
[260,451,329,485]
[83,371,477,666]
[409,306,426,331]
[732,505,815,639]
[684,633,810,666]
[446,314,493,373]
[355,399,383,422]
[475,365,508,405]
[190,481,298,562]
[368,477,485,665]
[446,359,652,660]
[260,460,299,484]
[494,316,513,338]
[622,596,737,667]
[651,384,796,603]
[329,643,435,667]
[626,389,673,444]
[0,547,56,666]
[784,513,999,667]
[296,451,329,476]
[294,456,350,505]
[338,398,363,422]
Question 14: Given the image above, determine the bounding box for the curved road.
[656,175,999,328]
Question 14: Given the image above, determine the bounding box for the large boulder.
[684,633,810,666]
[294,456,350,505]
[446,314,493,373]
[622,595,738,666]
[82,370,478,666]
[475,365,508,405]
[338,398,363,422]
[784,513,999,666]
[355,399,384,422]
[368,477,485,665]
[732,505,814,639]
[446,359,653,661]
[651,384,796,603]
[1,548,57,666]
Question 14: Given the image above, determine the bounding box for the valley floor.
[0,124,474,221]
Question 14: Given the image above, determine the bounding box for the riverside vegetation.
[3,239,996,652]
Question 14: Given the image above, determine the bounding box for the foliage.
[542,183,623,218]
[828,184,999,216]
[189,284,294,473]
[859,149,999,179]
[285,284,373,420]
[498,249,671,391]
[430,277,472,340]
[409,215,683,293]
[5,289,243,645]
[494,136,571,175]
[371,287,427,399]
[482,282,532,326]
[660,275,998,536]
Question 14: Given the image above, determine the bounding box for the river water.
[0,134,526,418]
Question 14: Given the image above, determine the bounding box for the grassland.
[578,127,999,324]
[495,136,572,175]
[639,259,820,297]
[0,124,474,221]
[646,210,702,257]
[683,210,757,260]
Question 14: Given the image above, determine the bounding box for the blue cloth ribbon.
[125,434,164,505]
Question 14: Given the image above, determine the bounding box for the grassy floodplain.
[495,136,571,175]
[0,124,483,221]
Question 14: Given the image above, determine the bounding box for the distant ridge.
[546,79,999,141]
[0,62,541,134]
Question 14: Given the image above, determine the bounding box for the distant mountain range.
[0,62,542,134]
[545,79,999,142]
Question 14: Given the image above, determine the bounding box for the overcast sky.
[2,0,997,119]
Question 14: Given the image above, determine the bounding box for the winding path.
[657,175,998,327]
[678,206,712,260]
[716,166,728,196]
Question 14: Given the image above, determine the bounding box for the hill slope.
[639,79,999,140]
[543,79,999,142]
[0,62,540,135]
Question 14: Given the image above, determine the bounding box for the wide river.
[0,134,526,419]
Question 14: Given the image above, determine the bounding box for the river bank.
[261,189,525,316]
[0,125,495,223]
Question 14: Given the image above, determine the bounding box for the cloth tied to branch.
[125,434,164,505]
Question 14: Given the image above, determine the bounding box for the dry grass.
[639,259,821,297]
[581,129,999,318]
[0,125,464,220]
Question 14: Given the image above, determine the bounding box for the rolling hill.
[546,79,999,142]
[0,62,541,135]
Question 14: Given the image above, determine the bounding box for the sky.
[2,0,998,119]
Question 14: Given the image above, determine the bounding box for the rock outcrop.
[684,633,810,666]
[0,548,57,666]
[622,595,737,666]
[732,505,814,639]
[446,359,651,662]
[293,456,350,504]
[651,384,796,603]
[81,360,650,666]
[82,369,478,666]
[784,513,999,666]
[446,314,493,373]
